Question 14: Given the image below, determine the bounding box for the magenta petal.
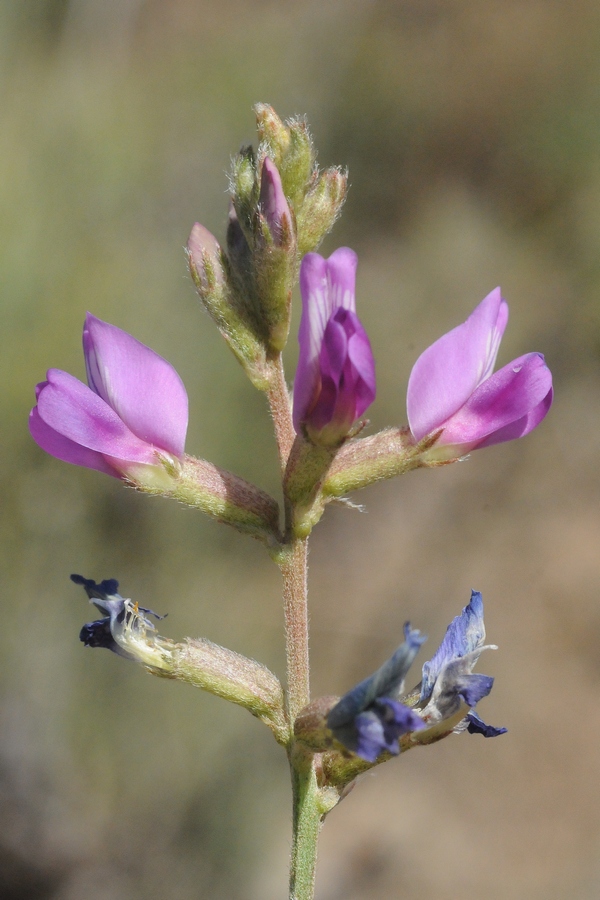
[347,324,376,415]
[293,249,359,431]
[259,157,291,245]
[36,370,160,464]
[29,407,120,476]
[325,247,359,313]
[476,385,553,448]
[83,314,188,458]
[407,288,508,440]
[306,308,375,439]
[439,353,553,447]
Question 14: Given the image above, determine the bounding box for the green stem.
[288,750,322,900]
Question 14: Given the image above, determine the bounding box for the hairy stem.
[288,750,322,900]
[267,353,296,480]
[266,350,319,899]
[280,537,310,721]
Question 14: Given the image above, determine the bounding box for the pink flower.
[293,248,376,446]
[407,288,552,455]
[30,314,188,479]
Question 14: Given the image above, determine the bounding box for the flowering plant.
[29,105,551,900]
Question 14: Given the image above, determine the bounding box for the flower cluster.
[29,109,549,829]
[326,590,506,763]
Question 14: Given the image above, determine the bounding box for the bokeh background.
[2,1,600,898]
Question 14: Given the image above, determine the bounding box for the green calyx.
[170,637,289,743]
[133,454,281,547]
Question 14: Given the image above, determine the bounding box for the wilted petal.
[455,672,494,707]
[421,648,496,724]
[420,590,486,702]
[327,624,426,760]
[328,624,426,730]
[351,699,425,762]
[73,574,166,663]
[408,288,508,440]
[439,352,553,448]
[35,370,159,466]
[83,314,188,458]
[466,710,507,737]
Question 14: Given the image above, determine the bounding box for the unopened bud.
[280,119,314,208]
[187,223,224,294]
[296,167,348,256]
[253,158,296,351]
[231,145,258,234]
[187,223,270,389]
[255,103,290,167]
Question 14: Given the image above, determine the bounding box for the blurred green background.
[2,1,600,898]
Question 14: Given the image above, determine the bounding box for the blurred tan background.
[2,1,600,898]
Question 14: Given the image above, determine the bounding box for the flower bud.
[187,223,270,389]
[230,144,257,228]
[187,222,224,294]
[252,157,296,350]
[255,104,314,209]
[255,103,291,167]
[296,168,348,256]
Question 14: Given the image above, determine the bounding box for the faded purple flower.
[418,590,507,739]
[407,288,553,457]
[327,624,427,762]
[259,156,292,246]
[29,314,188,480]
[293,248,376,446]
[327,591,505,762]
[73,574,167,665]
